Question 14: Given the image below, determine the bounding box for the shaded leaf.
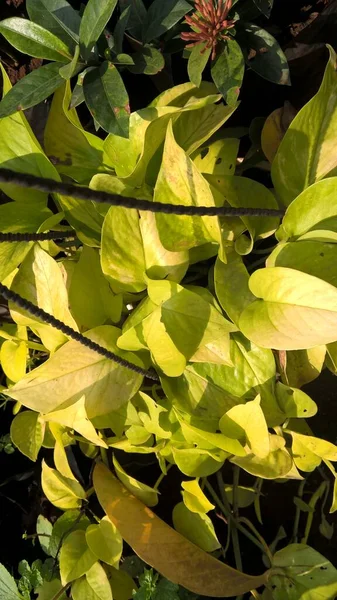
[211,39,244,106]
[119,0,146,40]
[26,0,81,48]
[143,0,191,43]
[113,456,159,507]
[49,510,91,559]
[59,44,80,79]
[0,564,21,600]
[84,62,130,136]
[272,46,337,206]
[173,503,220,553]
[0,62,64,118]
[93,463,268,597]
[69,245,122,329]
[268,544,337,599]
[240,23,290,85]
[79,0,118,60]
[231,435,292,479]
[188,43,211,88]
[128,45,164,75]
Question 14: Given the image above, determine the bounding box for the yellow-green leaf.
[9,244,78,352]
[41,460,86,510]
[4,326,143,419]
[181,479,215,513]
[239,267,337,350]
[69,245,122,329]
[272,46,337,205]
[173,502,220,552]
[44,82,103,184]
[231,435,292,479]
[219,396,269,458]
[43,396,107,448]
[10,410,45,461]
[113,456,158,507]
[93,463,268,597]
[154,121,222,252]
[0,338,26,382]
[86,516,123,567]
[59,530,97,584]
[0,64,60,204]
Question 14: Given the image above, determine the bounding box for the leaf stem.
[301,482,327,544]
[291,479,306,543]
[51,582,71,600]
[153,464,172,491]
[203,478,268,555]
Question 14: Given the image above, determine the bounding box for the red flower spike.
[181,0,235,61]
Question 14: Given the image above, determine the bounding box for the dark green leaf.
[143,0,192,43]
[119,0,147,41]
[83,62,130,136]
[211,39,245,106]
[188,43,211,88]
[79,0,118,61]
[0,62,64,118]
[59,44,81,79]
[113,6,131,54]
[26,0,81,48]
[128,44,165,75]
[253,0,274,17]
[0,17,72,62]
[240,22,290,85]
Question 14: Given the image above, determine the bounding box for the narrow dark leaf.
[0,62,65,118]
[0,17,72,62]
[211,39,245,106]
[187,42,211,88]
[119,0,147,41]
[83,61,130,136]
[79,0,118,61]
[113,6,131,54]
[143,0,192,43]
[239,22,290,85]
[253,0,274,17]
[69,66,96,109]
[26,0,81,48]
[128,44,164,75]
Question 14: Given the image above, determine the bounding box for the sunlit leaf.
[86,516,123,567]
[231,435,293,479]
[41,461,86,510]
[181,479,215,513]
[0,18,72,62]
[10,410,45,461]
[59,530,96,584]
[220,396,269,458]
[240,267,337,350]
[9,244,78,352]
[4,326,143,418]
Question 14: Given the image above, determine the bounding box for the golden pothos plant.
[1,40,337,600]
